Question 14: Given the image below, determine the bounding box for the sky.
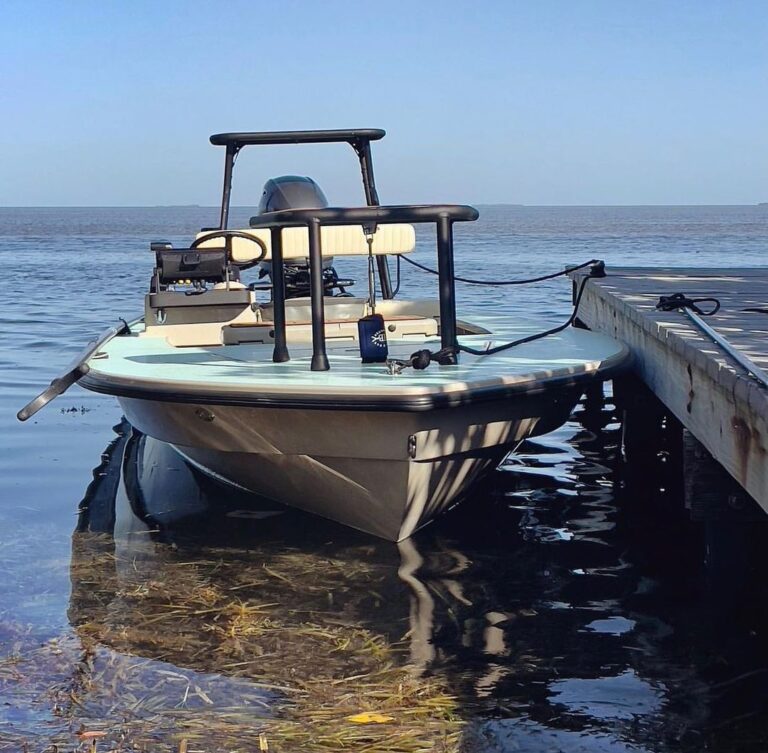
[1,0,766,206]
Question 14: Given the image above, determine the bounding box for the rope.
[397,256,601,286]
[458,275,590,357]
[656,293,720,316]
[387,263,601,372]
[398,347,458,371]
[391,253,402,297]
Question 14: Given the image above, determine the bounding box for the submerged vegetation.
[0,532,463,752]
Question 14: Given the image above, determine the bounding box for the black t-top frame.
[209,128,392,296]
[210,129,385,147]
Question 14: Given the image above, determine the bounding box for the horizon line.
[1,203,766,210]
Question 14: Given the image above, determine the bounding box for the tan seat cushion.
[195,224,416,265]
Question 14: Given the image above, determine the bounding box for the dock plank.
[569,267,768,511]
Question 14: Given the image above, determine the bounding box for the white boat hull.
[117,388,578,540]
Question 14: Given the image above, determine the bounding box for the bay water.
[1,205,767,751]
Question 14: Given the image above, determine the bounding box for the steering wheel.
[190,230,268,269]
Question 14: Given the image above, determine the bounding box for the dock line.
[657,293,768,390]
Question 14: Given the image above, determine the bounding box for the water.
[1,205,768,751]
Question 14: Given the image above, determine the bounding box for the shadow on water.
[3,399,768,752]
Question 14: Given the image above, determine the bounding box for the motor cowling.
[257,176,353,297]
[257,175,328,214]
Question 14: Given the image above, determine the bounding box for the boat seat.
[195,223,416,266]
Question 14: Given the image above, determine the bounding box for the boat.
[19,128,629,541]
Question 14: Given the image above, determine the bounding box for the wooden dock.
[568,266,768,513]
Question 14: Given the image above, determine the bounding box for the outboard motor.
[257,175,328,214]
[257,176,352,298]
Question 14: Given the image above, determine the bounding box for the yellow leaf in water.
[345,712,395,724]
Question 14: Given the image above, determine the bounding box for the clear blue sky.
[1,0,766,206]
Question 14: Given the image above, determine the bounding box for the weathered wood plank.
[569,267,768,512]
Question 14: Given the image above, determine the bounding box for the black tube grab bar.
[248,204,479,371]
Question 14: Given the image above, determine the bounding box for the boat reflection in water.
[69,423,482,748]
[72,424,455,671]
[65,418,768,752]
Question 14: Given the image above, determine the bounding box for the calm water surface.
[1,206,767,751]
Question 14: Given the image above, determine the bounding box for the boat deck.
[84,315,628,404]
